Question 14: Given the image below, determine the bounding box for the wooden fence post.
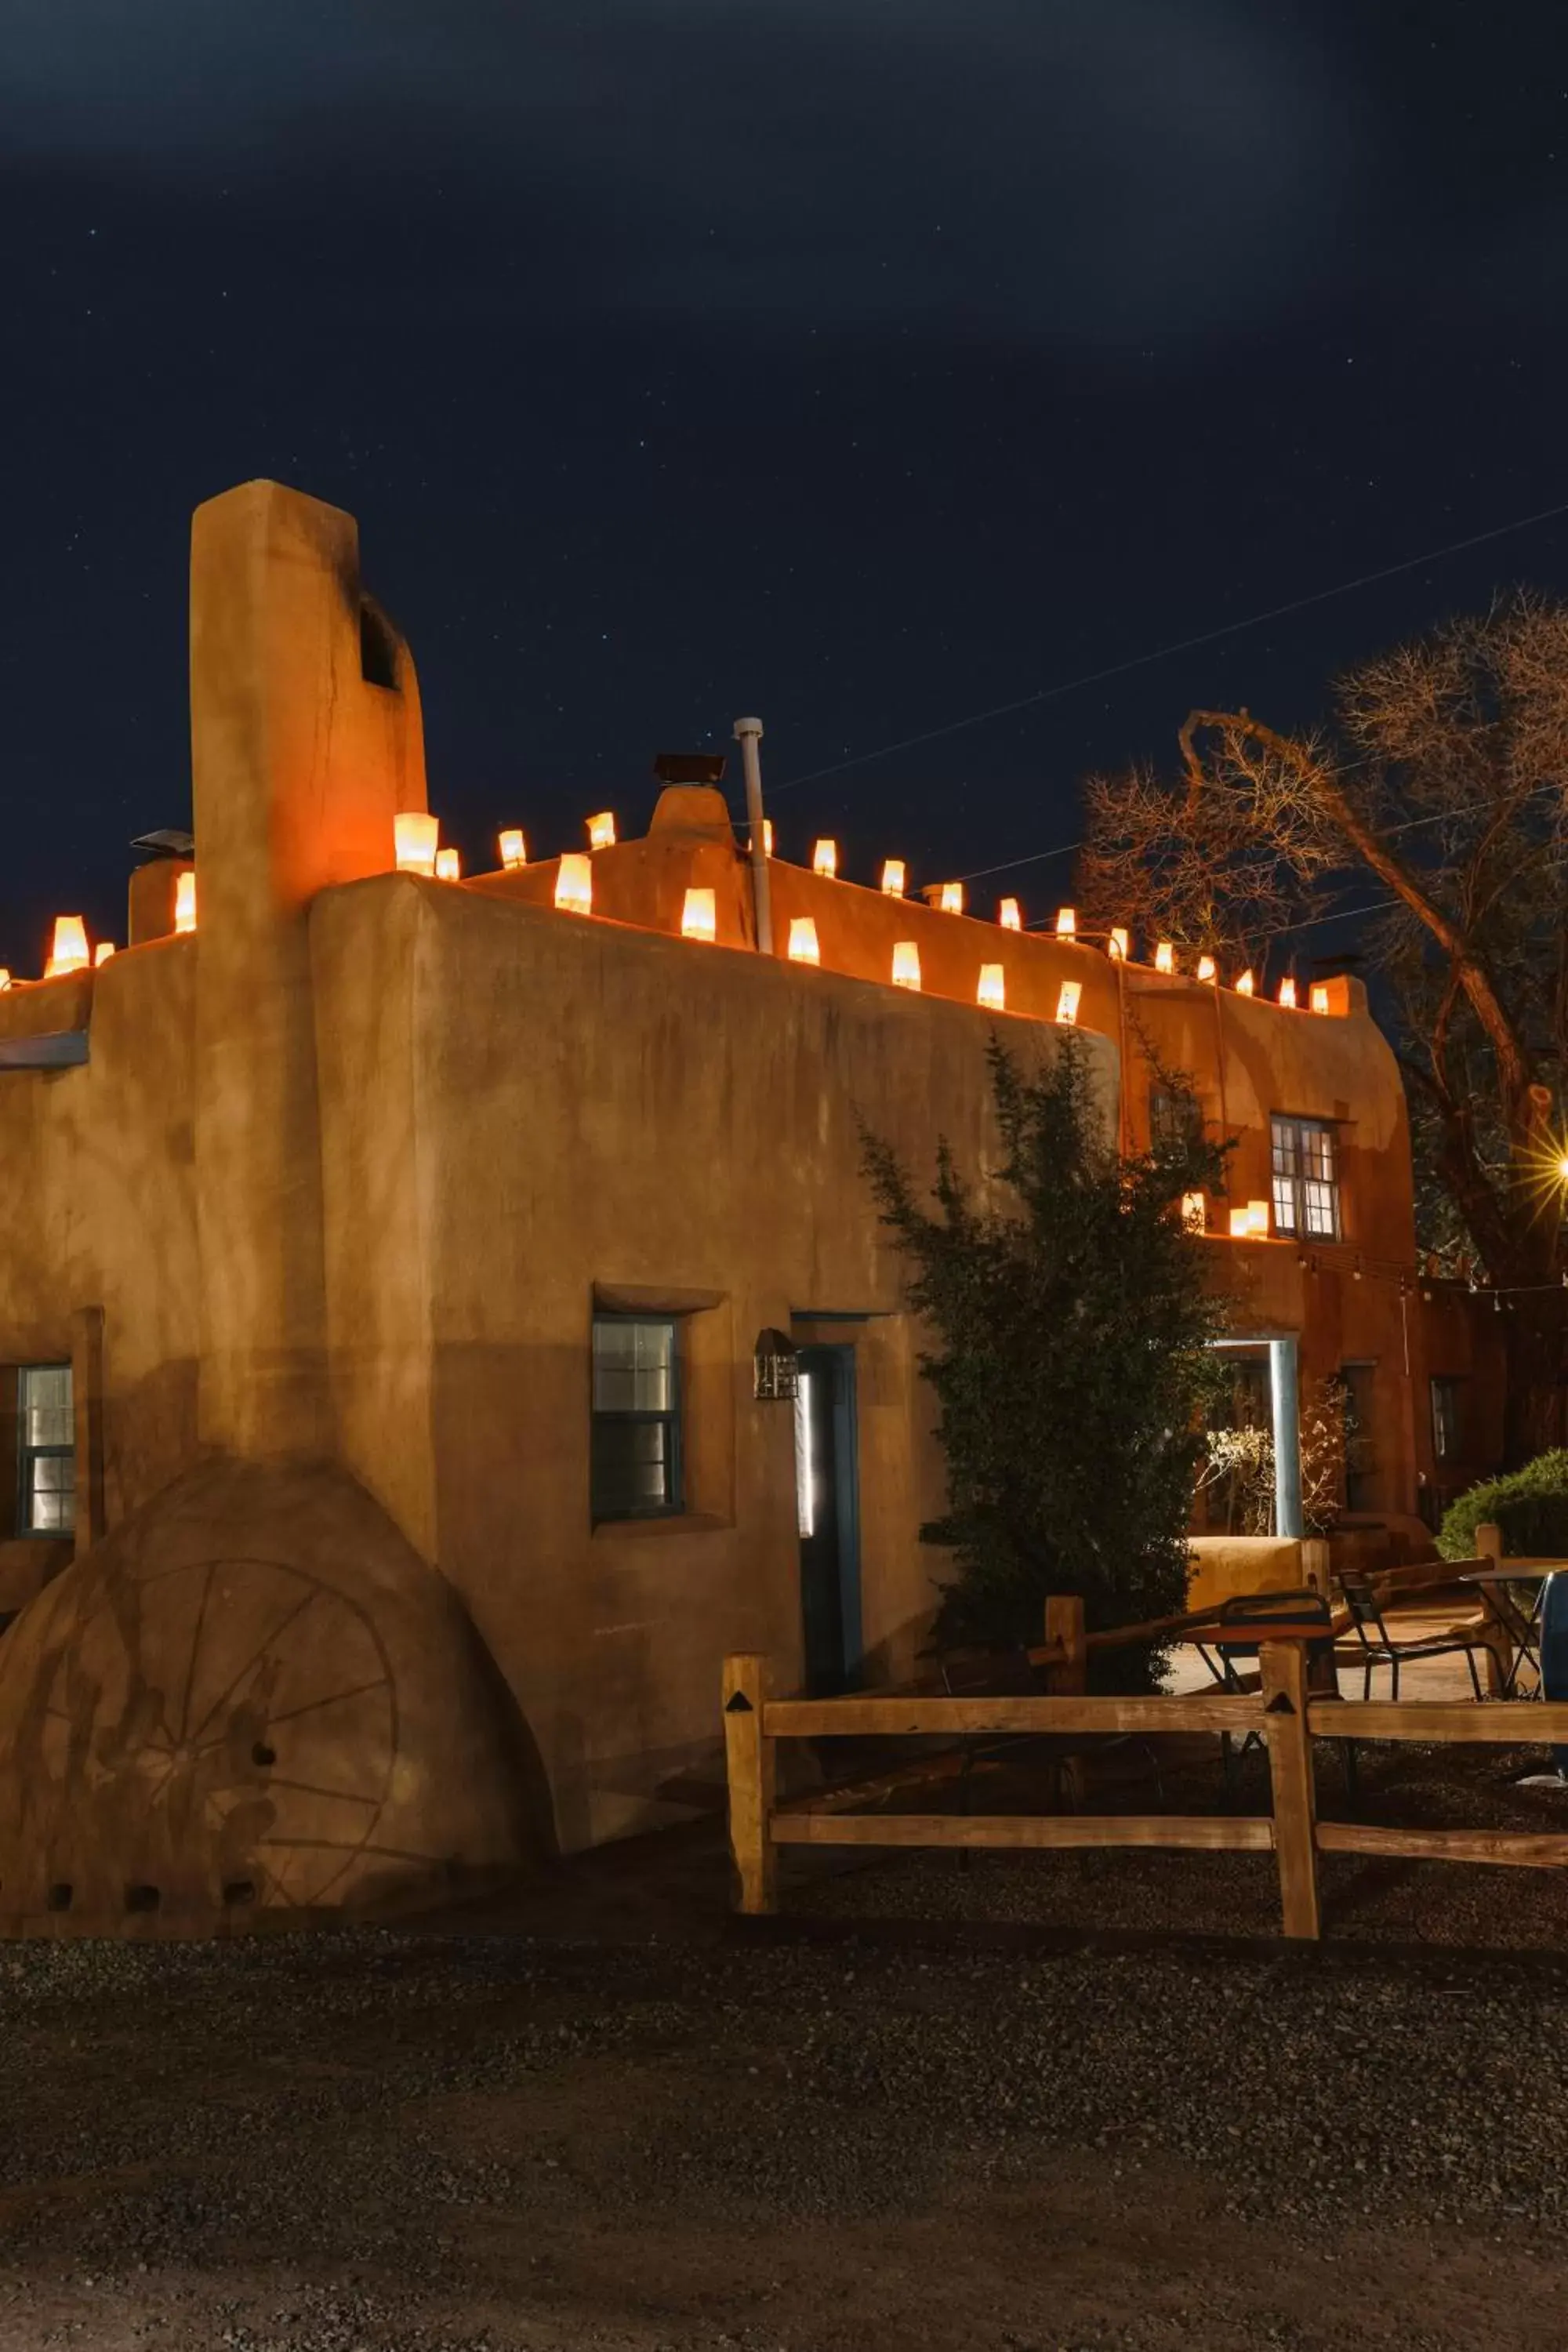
[1300,1537,1331,1600]
[1045,1594,1089,1807]
[1474,1521,1508,1696]
[1261,1639,1320,1940]
[1044,1594,1087,1693]
[722,1653,777,1915]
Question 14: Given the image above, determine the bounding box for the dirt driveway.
[2,1896,1568,2352]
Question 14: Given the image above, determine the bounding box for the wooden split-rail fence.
[722,1555,1568,1941]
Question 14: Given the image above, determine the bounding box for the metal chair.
[1202,1587,1356,1804]
[1338,1568,1487,1702]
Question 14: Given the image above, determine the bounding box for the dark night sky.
[5,1,1568,967]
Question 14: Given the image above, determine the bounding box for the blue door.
[794,1345,863,1694]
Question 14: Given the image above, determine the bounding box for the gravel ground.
[4,1875,1568,2352]
[805,1737,1568,1946]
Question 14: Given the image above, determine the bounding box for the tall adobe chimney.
[189,481,427,1459]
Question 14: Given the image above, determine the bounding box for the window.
[1431,1375,1465,1463]
[18,1364,74,1535]
[1270,1115,1340,1239]
[1150,1087,1203,1153]
[591,1316,681,1519]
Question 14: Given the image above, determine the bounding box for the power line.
[769,492,1568,799]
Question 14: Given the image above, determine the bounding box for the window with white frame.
[590,1316,682,1519]
[1270,1116,1340,1239]
[17,1364,74,1535]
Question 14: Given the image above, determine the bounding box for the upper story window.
[1271,1115,1340,1240]
[18,1364,74,1535]
[590,1316,682,1521]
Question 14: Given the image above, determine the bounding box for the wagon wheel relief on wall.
[31,1556,402,1911]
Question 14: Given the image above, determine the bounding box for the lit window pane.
[592,1319,673,1413]
[590,1419,671,1515]
[26,1454,75,1532]
[20,1364,72,1450]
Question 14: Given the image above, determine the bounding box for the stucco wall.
[0,936,200,1522]
[312,872,1119,1849]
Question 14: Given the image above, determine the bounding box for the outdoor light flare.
[1107,927,1129,960]
[880,859,906,895]
[1054,980,1081,1025]
[174,873,197,935]
[1196,955,1216,982]
[45,916,90,976]
[998,897,1022,931]
[554,853,593,914]
[1055,906,1076,938]
[435,848,461,881]
[394,811,439,875]
[1278,976,1298,1009]
[1235,968,1255,996]
[977,963,1006,1011]
[812,838,838,879]
[681,887,717,942]
[498,828,528,870]
[586,811,616,851]
[1154,941,1174,974]
[787,916,820,965]
[891,940,921,990]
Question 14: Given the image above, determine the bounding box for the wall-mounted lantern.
[812,838,838,879]
[587,811,617,851]
[753,1327,800,1401]
[998,897,1022,931]
[1107,927,1130,960]
[499,828,528,870]
[880,859,906,895]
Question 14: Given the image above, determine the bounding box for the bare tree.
[1079,593,1568,1461]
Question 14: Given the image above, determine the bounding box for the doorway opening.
[793,1344,863,1693]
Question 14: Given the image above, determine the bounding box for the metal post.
[1270,1335,1303,1541]
[733,716,773,956]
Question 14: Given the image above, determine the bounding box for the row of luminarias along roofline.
[390,813,1339,1018]
[5,814,1325,1014]
[1,877,199,991]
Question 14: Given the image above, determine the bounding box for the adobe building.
[0,481,1492,1933]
